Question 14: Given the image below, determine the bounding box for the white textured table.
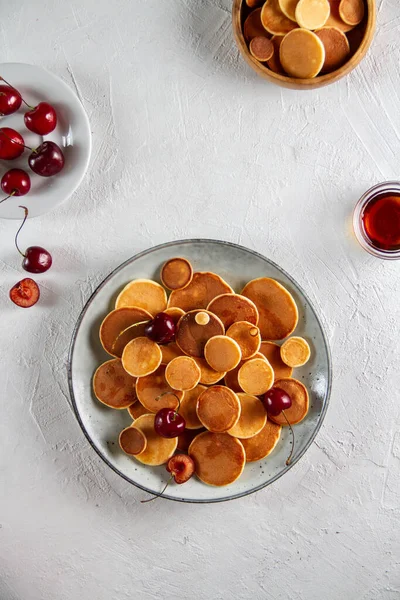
[1,1,399,599]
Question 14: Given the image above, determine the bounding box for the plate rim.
[67,238,333,503]
[0,61,92,220]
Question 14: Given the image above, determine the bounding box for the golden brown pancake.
[119,426,147,455]
[177,427,206,452]
[136,365,183,412]
[242,277,298,340]
[168,272,233,312]
[267,35,285,73]
[160,342,184,365]
[133,414,177,465]
[249,36,275,61]
[326,0,354,31]
[204,335,242,372]
[269,378,309,425]
[207,293,258,329]
[244,8,267,42]
[178,384,207,429]
[161,258,193,290]
[246,0,264,7]
[259,341,293,378]
[339,0,364,26]
[228,393,267,439]
[238,358,274,396]
[226,321,261,360]
[164,307,185,326]
[165,356,201,391]
[176,309,224,357]
[278,0,300,21]
[121,337,162,378]
[115,279,167,316]
[280,29,325,78]
[295,0,330,30]
[240,420,282,461]
[196,386,241,432]
[128,401,148,420]
[315,26,350,73]
[193,357,226,386]
[261,0,298,35]
[280,336,311,367]
[93,359,137,409]
[189,432,246,486]
[224,352,266,392]
[99,307,152,358]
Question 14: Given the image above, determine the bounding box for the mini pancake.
[165,356,201,391]
[242,277,298,340]
[195,311,210,325]
[278,0,299,21]
[339,0,364,26]
[326,0,354,32]
[280,336,311,367]
[119,426,147,455]
[161,258,193,290]
[175,309,225,357]
[93,359,137,409]
[238,358,274,396]
[240,420,282,462]
[115,279,167,316]
[128,401,148,420]
[224,352,266,393]
[228,393,267,439]
[204,336,242,372]
[243,8,267,42]
[189,432,246,486]
[136,365,183,412]
[315,26,350,72]
[207,293,258,329]
[164,307,185,326]
[226,321,261,360]
[121,337,162,378]
[261,0,298,35]
[177,427,206,452]
[168,272,233,312]
[259,341,293,379]
[280,29,325,78]
[246,0,264,7]
[269,378,309,425]
[178,384,207,429]
[99,307,152,358]
[196,386,241,433]
[295,0,330,30]
[132,414,178,466]
[249,36,274,62]
[193,357,226,386]
[160,342,184,365]
[267,35,285,73]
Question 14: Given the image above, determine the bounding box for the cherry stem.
[0,128,33,151]
[0,190,15,205]
[14,206,28,258]
[281,410,295,466]
[0,76,34,109]
[155,391,181,418]
[111,320,151,351]
[140,475,174,503]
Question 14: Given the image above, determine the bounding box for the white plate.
[0,62,91,219]
[68,240,332,503]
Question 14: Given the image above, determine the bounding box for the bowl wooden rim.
[232,0,376,89]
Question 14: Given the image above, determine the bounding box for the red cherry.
[0,127,25,160]
[28,141,64,177]
[22,246,52,274]
[0,84,22,116]
[9,278,40,308]
[166,454,195,484]
[154,408,186,438]
[1,169,31,201]
[263,387,292,416]
[144,312,175,344]
[24,102,57,135]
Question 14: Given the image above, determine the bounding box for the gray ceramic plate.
[68,240,332,503]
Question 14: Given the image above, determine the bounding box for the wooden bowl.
[232,0,376,90]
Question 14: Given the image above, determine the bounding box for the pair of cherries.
[0,77,57,134]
